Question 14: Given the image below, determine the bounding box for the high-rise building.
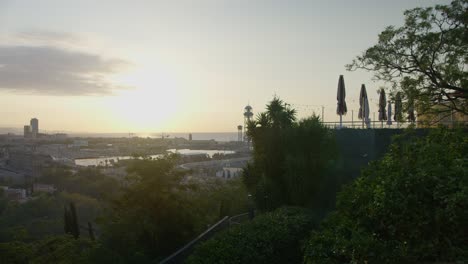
[30,118,39,138]
[237,125,243,142]
[24,125,31,138]
[243,105,253,142]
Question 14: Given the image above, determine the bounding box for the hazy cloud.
[0,45,129,95]
[16,30,81,44]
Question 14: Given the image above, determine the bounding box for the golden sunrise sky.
[0,0,449,133]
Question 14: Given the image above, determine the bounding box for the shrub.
[187,207,317,264]
[304,128,468,263]
[243,97,336,210]
[0,235,97,264]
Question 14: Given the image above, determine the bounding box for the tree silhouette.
[347,0,468,117]
[64,202,79,239]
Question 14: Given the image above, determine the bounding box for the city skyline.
[0,0,449,133]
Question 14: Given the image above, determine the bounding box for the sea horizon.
[68,132,239,142]
[0,128,240,142]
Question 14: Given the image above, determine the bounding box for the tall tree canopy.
[347,0,468,117]
[244,97,336,210]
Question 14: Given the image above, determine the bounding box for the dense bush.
[0,235,97,264]
[40,167,120,199]
[187,207,317,264]
[244,97,336,210]
[0,192,101,242]
[304,128,468,263]
[98,155,198,262]
[99,155,249,262]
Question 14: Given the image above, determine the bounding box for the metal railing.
[159,212,253,264]
[159,216,230,264]
[321,120,467,129]
[228,212,250,226]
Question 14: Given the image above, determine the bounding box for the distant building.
[418,109,468,128]
[243,105,253,142]
[216,167,243,179]
[30,118,39,138]
[7,152,54,176]
[189,133,193,141]
[33,183,56,194]
[71,139,88,148]
[0,169,25,184]
[24,125,31,138]
[1,186,27,202]
[54,133,68,140]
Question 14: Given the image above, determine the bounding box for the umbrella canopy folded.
[358,84,368,120]
[387,100,393,125]
[336,75,347,115]
[378,89,387,121]
[408,99,416,122]
[364,97,370,128]
[358,84,370,128]
[394,92,402,122]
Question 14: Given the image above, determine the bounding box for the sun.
[106,65,180,132]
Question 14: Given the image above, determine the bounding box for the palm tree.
[256,112,271,128]
[265,97,296,128]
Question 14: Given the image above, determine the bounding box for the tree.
[99,155,204,261]
[87,222,95,241]
[304,128,468,263]
[187,207,317,264]
[244,97,336,210]
[64,202,80,239]
[347,0,468,118]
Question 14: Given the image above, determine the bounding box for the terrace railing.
[159,212,253,264]
[321,120,467,129]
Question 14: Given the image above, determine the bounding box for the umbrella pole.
[339,114,342,128]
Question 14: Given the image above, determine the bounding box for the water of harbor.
[74,149,235,166]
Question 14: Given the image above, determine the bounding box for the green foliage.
[0,188,8,215]
[244,97,336,210]
[0,192,101,242]
[64,202,80,239]
[31,235,97,264]
[0,240,33,264]
[304,128,468,263]
[0,235,97,264]
[40,166,120,199]
[191,177,249,224]
[347,0,468,116]
[2,155,250,262]
[99,155,248,262]
[187,207,317,264]
[282,117,337,206]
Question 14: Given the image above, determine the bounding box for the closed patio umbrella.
[378,89,387,127]
[408,99,416,123]
[364,98,370,128]
[336,75,347,128]
[386,100,393,126]
[394,92,403,127]
[358,84,370,128]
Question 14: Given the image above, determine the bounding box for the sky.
[0,0,449,133]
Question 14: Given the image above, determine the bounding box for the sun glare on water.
[107,65,180,132]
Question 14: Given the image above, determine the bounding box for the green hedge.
[304,128,468,263]
[187,207,317,264]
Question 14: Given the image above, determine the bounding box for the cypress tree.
[88,222,95,240]
[69,202,80,239]
[64,205,71,234]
